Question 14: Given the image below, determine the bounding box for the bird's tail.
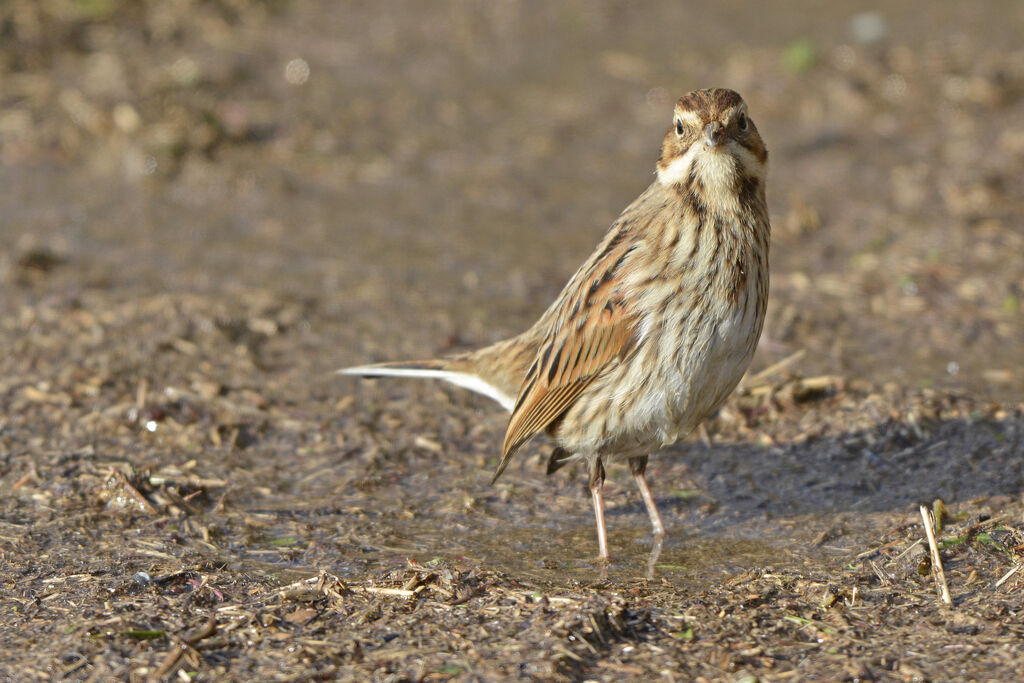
[338,359,515,412]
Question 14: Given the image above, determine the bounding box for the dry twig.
[994,564,1021,588]
[920,505,952,605]
[743,348,806,387]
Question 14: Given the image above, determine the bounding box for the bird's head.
[656,88,767,197]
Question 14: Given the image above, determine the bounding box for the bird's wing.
[491,236,642,482]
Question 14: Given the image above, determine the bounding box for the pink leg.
[589,459,609,561]
[630,456,666,579]
[630,456,665,539]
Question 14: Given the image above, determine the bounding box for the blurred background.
[2,0,1022,404]
[2,6,1024,676]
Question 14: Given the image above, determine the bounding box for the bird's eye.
[737,112,748,131]
[675,119,684,135]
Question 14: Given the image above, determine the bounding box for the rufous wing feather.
[490,249,641,483]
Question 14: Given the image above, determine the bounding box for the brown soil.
[1,1,1023,680]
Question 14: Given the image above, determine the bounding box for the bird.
[340,88,770,563]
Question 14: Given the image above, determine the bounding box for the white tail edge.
[338,366,514,412]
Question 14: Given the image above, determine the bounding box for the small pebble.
[848,11,889,44]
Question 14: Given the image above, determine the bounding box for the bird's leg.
[630,455,665,579]
[629,456,666,540]
[588,457,609,561]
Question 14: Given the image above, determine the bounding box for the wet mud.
[2,1,1023,680]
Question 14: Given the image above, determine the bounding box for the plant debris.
[2,1,1023,680]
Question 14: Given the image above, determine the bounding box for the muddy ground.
[2,1,1023,680]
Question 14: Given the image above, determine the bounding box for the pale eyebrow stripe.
[726,104,749,123]
[673,109,702,126]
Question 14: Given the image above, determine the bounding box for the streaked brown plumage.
[341,88,770,562]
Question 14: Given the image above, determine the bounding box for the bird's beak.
[704,121,723,148]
